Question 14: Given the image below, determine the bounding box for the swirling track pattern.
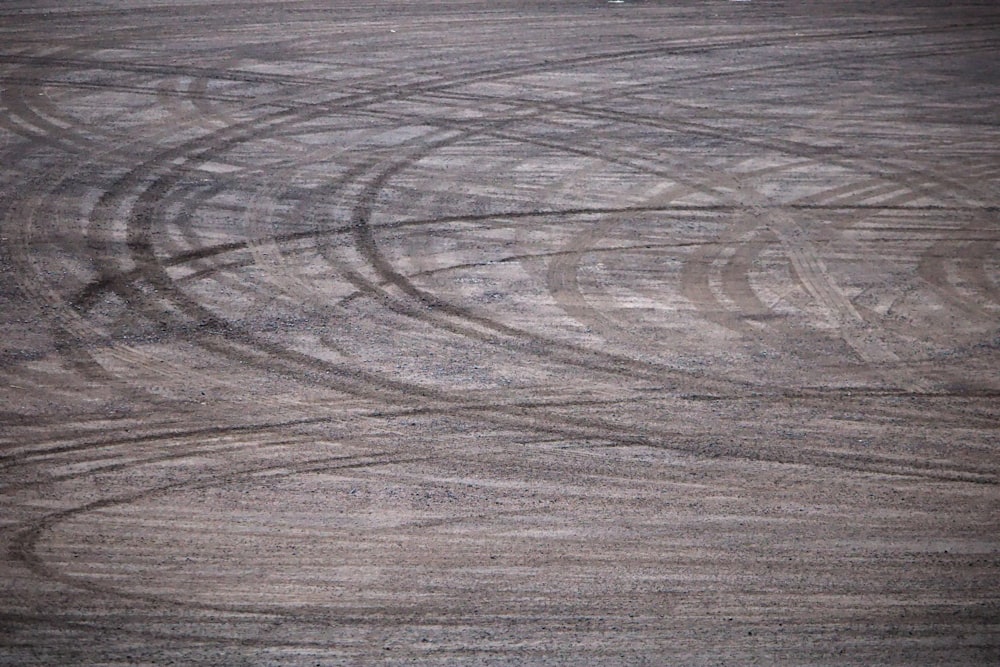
[1,1,998,664]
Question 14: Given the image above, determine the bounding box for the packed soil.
[1,1,998,664]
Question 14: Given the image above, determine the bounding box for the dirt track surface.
[1,1,999,664]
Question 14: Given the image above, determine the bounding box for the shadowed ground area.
[1,0,998,664]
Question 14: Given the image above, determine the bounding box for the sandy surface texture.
[1,1,999,664]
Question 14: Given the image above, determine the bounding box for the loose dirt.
[1,1,998,664]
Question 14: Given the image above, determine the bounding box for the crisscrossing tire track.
[2,2,999,664]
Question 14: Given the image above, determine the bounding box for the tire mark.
[411,99,975,364]
[5,7,992,506]
[917,210,1000,321]
[339,121,745,392]
[0,47,92,153]
[8,450,435,615]
[86,80,976,404]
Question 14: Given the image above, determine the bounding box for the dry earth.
[1,1,999,664]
